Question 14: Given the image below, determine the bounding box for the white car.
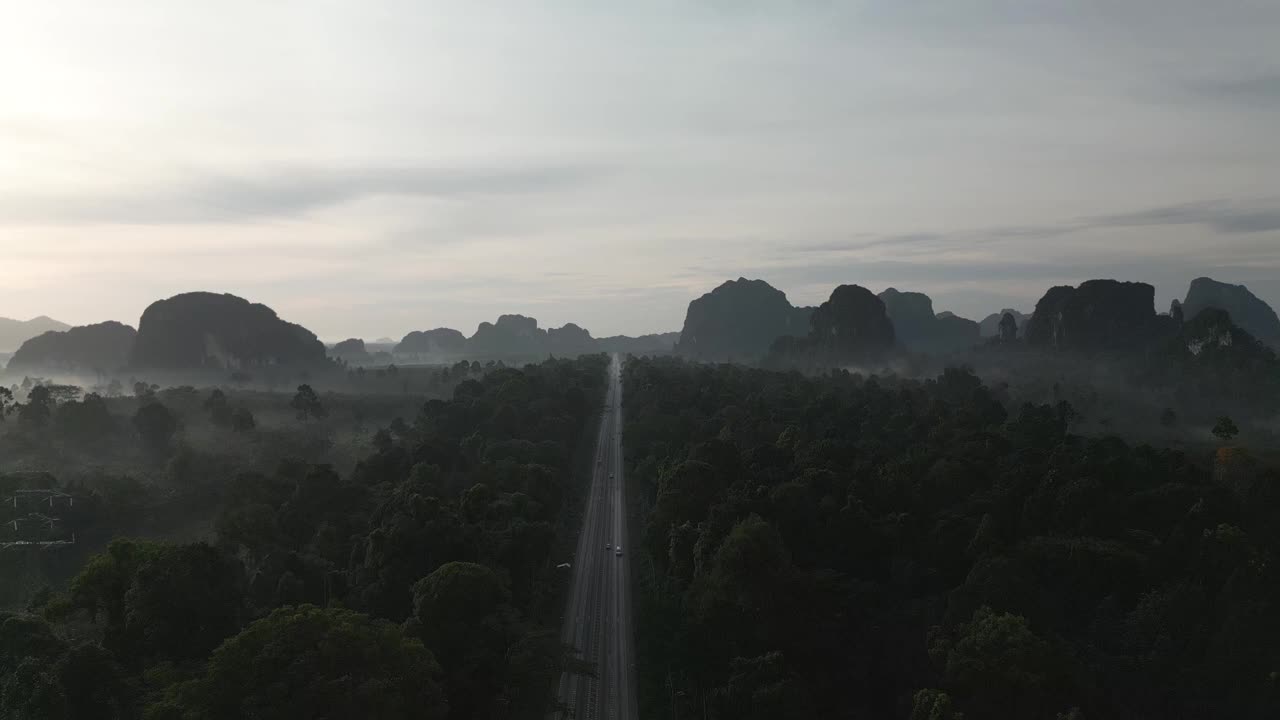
[606,543,611,550]
[615,547,623,557]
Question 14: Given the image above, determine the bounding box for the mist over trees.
[0,270,1276,719]
[0,356,607,719]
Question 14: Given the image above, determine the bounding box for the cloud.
[0,163,608,226]
[792,198,1280,261]
[1083,199,1280,235]
[1188,73,1280,108]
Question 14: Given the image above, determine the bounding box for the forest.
[0,355,607,719]
[622,357,1280,720]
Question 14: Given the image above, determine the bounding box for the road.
[553,354,639,720]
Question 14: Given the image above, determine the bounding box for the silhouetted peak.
[131,292,327,370]
[8,321,137,371]
[1025,279,1157,351]
[396,328,466,355]
[1183,277,1280,347]
[879,288,977,353]
[675,278,810,361]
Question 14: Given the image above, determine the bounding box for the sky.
[1,0,1278,341]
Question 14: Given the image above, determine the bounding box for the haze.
[2,0,1278,339]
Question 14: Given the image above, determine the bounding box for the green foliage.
[68,539,243,663]
[936,607,1075,718]
[1212,415,1239,442]
[229,406,254,432]
[19,384,53,428]
[290,383,327,421]
[623,357,1280,720]
[149,605,446,720]
[911,689,964,720]
[54,393,115,444]
[0,613,127,720]
[202,389,231,427]
[132,402,178,456]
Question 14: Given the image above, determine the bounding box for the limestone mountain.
[395,328,468,356]
[468,314,545,357]
[391,318,672,361]
[328,338,372,364]
[595,332,679,355]
[7,321,136,372]
[0,315,71,352]
[769,284,895,366]
[809,284,896,354]
[1024,280,1159,352]
[1182,277,1280,347]
[546,322,596,355]
[979,309,1030,338]
[130,292,328,370]
[878,288,979,354]
[675,278,812,362]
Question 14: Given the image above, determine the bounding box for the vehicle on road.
[615,547,623,557]
[606,543,611,550]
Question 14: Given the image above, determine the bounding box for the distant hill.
[390,318,670,362]
[979,309,1030,338]
[7,321,136,372]
[328,338,372,364]
[547,322,596,355]
[769,284,894,365]
[0,316,70,352]
[675,278,812,362]
[1025,280,1160,352]
[131,292,328,370]
[596,332,679,355]
[395,328,468,356]
[1182,277,1280,348]
[878,288,979,354]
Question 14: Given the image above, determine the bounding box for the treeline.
[0,355,608,719]
[622,357,1280,720]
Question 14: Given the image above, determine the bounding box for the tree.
[150,605,447,720]
[230,407,255,433]
[1,659,68,720]
[203,389,232,426]
[55,642,128,720]
[911,689,964,720]
[133,403,178,456]
[933,607,1075,719]
[45,385,82,405]
[0,386,13,422]
[1212,416,1239,442]
[290,384,326,421]
[54,394,114,443]
[998,312,1019,343]
[119,543,244,662]
[18,385,53,428]
[412,562,513,717]
[132,382,157,400]
[68,540,243,663]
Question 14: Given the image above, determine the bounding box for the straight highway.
[553,354,638,720]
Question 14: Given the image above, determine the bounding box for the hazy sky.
[2,1,1278,340]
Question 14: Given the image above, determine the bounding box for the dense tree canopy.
[149,605,446,720]
[623,356,1280,720]
[5,356,608,720]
